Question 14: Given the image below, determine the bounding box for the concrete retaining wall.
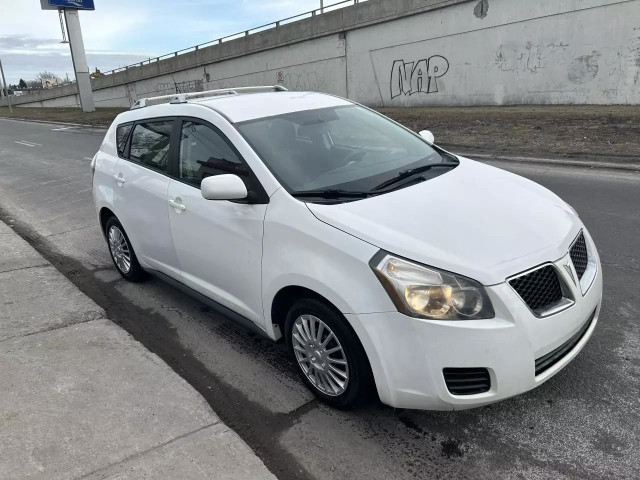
[352,0,640,106]
[4,0,640,109]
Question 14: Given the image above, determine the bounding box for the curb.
[0,217,277,479]
[456,152,640,173]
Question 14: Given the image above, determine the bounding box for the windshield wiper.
[373,162,458,191]
[291,189,372,199]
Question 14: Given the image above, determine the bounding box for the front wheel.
[285,298,375,409]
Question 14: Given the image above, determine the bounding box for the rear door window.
[129,120,173,173]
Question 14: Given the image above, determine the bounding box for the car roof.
[113,91,353,126]
[194,91,352,123]
[193,92,352,123]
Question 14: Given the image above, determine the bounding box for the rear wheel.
[285,298,374,409]
[105,217,146,282]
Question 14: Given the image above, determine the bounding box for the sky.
[0,0,340,85]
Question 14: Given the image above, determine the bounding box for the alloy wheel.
[291,314,350,396]
[108,225,132,274]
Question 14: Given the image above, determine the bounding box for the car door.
[167,118,268,326]
[112,118,181,277]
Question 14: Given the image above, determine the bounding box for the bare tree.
[36,71,61,82]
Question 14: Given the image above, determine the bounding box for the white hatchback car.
[92,86,603,411]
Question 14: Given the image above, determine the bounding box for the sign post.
[63,8,94,112]
[40,0,96,112]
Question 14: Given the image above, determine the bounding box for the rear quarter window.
[116,123,132,157]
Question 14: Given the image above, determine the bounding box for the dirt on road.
[2,105,638,161]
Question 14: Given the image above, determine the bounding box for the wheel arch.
[99,207,116,238]
[270,285,341,341]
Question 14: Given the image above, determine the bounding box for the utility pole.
[63,8,95,112]
[0,59,12,113]
[320,0,324,13]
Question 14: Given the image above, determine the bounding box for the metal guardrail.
[102,0,366,76]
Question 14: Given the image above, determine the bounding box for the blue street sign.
[48,0,95,10]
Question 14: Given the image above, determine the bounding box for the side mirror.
[201,174,248,201]
[419,130,435,145]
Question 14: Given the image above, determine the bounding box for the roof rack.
[130,85,288,110]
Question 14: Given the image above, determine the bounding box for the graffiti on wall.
[276,71,326,91]
[494,42,569,74]
[155,79,204,95]
[567,51,601,84]
[390,56,449,99]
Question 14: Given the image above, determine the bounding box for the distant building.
[42,78,61,89]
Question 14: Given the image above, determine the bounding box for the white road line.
[15,141,35,147]
[83,157,93,160]
[15,140,43,147]
[52,126,74,131]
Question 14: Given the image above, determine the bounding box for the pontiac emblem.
[563,259,577,286]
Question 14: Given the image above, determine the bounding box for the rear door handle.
[168,198,186,212]
[113,174,125,185]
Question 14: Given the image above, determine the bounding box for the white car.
[92,86,603,411]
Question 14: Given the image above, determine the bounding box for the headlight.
[370,252,495,320]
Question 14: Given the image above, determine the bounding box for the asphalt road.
[1,118,638,480]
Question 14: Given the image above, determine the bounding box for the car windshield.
[236,105,456,197]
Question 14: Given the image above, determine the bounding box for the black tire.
[105,217,146,282]
[285,298,375,409]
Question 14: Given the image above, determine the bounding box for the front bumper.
[346,250,603,411]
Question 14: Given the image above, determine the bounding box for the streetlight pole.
[0,59,12,113]
[320,0,324,13]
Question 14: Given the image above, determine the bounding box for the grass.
[0,106,127,127]
[377,105,640,159]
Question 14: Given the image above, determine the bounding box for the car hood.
[306,157,582,285]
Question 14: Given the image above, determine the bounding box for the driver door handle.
[168,198,187,212]
[113,174,125,185]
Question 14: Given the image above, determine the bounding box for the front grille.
[570,232,588,280]
[535,308,597,376]
[509,266,563,313]
[443,368,491,395]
